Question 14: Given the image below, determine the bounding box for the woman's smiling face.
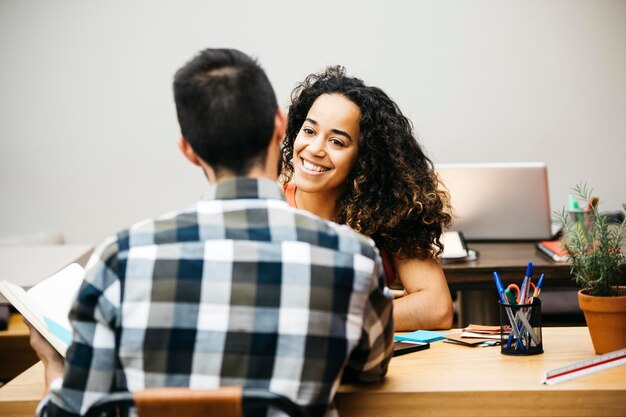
[293,93,361,198]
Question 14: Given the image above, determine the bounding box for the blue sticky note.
[394,330,445,343]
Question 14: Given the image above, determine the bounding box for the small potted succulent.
[556,183,626,354]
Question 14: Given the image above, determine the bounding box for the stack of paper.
[444,324,509,347]
[461,324,509,340]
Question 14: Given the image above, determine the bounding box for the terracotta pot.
[578,286,626,354]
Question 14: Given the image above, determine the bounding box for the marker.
[586,196,599,211]
[568,194,579,210]
[569,195,584,225]
[504,288,517,305]
[585,197,599,229]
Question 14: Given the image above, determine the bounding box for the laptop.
[435,162,554,241]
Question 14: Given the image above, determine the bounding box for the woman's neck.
[295,187,338,222]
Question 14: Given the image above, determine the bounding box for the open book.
[0,263,84,357]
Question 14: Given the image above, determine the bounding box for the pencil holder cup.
[499,298,543,355]
[566,209,593,232]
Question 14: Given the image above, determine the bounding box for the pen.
[586,196,599,211]
[525,284,541,344]
[518,277,527,304]
[533,273,545,298]
[520,263,534,347]
[585,196,598,230]
[494,271,526,351]
[493,271,506,303]
[515,309,541,346]
[522,262,534,304]
[502,287,526,351]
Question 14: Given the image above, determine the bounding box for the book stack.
[536,240,568,262]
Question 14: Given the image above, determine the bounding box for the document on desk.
[439,231,478,262]
[0,263,84,357]
[440,231,468,258]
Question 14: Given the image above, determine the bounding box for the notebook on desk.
[435,162,554,241]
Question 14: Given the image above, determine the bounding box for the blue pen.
[520,262,534,304]
[494,271,526,351]
[493,271,506,303]
[523,272,545,348]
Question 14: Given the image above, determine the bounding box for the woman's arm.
[392,256,454,331]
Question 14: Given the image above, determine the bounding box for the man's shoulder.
[289,208,379,260]
[98,195,379,261]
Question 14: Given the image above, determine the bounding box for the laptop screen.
[435,162,553,241]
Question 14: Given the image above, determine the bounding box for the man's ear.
[273,107,287,147]
[178,137,202,167]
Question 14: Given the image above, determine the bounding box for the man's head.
[173,48,284,179]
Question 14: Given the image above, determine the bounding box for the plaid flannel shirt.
[40,177,393,417]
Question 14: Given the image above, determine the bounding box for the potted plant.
[556,183,626,354]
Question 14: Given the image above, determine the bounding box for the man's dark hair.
[173,48,278,175]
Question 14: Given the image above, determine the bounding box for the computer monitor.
[435,162,554,241]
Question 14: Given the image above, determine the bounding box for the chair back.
[84,386,303,417]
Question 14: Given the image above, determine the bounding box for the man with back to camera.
[26,48,394,417]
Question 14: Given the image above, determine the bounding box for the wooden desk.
[0,313,38,382]
[2,328,624,417]
[442,242,572,326]
[339,327,625,417]
[0,244,93,382]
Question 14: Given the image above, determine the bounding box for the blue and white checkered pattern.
[41,177,393,417]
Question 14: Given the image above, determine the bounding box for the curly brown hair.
[280,66,452,259]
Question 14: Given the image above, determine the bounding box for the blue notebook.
[394,330,445,343]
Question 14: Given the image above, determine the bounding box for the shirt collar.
[201,177,286,202]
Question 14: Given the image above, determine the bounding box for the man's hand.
[23,319,64,393]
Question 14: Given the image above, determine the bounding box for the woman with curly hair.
[280,66,453,331]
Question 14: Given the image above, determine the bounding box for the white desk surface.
[0,244,93,289]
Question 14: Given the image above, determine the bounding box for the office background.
[1,0,624,244]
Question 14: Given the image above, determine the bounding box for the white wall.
[1,0,625,244]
